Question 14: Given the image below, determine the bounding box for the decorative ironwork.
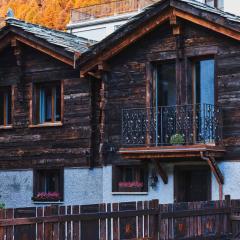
[122,104,223,146]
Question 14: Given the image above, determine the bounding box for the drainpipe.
[200,152,223,201]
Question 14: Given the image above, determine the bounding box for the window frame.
[30,80,64,127]
[112,164,148,193]
[0,86,13,129]
[32,168,64,202]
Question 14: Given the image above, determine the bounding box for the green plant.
[0,203,5,209]
[170,133,185,145]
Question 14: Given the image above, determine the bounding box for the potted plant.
[170,133,185,145]
[32,192,61,202]
[118,181,144,192]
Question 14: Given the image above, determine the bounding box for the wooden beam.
[174,9,240,41]
[153,160,168,184]
[80,9,172,75]
[14,36,73,66]
[200,152,224,185]
[98,62,110,72]
[81,7,240,75]
[88,71,101,79]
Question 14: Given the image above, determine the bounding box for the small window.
[33,169,63,202]
[33,82,61,125]
[0,86,12,127]
[112,165,148,193]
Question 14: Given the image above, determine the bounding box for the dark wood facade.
[0,41,99,169]
[90,20,239,162]
[78,0,240,198]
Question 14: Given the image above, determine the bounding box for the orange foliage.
[0,0,102,30]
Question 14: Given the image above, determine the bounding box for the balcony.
[120,104,225,159]
[70,0,157,23]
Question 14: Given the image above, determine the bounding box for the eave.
[0,27,74,67]
[79,3,240,75]
[119,144,226,159]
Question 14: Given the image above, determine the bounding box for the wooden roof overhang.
[79,0,240,76]
[0,27,74,66]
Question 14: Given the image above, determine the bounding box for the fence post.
[151,199,159,240]
[225,195,232,238]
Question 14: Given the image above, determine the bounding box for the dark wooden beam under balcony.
[119,144,225,159]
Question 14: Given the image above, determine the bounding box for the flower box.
[32,192,62,202]
[118,182,144,192]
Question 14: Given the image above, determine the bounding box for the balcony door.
[155,62,176,145]
[193,59,215,143]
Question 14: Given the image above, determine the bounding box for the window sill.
[112,192,148,195]
[29,122,63,128]
[0,125,13,130]
[33,201,64,205]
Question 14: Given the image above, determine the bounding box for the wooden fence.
[1,195,240,239]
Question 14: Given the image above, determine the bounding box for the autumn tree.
[0,0,105,30]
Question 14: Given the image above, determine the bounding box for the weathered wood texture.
[0,44,99,168]
[99,21,240,163]
[0,198,236,240]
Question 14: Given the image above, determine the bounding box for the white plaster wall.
[224,0,240,15]
[102,164,174,204]
[67,13,135,41]
[0,170,33,208]
[212,161,240,200]
[64,167,103,205]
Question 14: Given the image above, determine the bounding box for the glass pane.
[157,62,176,106]
[55,85,61,121]
[195,59,215,105]
[7,90,12,125]
[0,93,4,125]
[45,87,52,122]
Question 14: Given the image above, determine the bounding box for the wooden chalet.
[0,18,100,204]
[79,0,240,202]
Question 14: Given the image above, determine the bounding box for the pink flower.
[36,192,60,200]
[118,182,143,188]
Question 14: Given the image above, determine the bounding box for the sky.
[225,0,240,15]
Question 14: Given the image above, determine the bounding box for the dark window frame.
[0,86,13,127]
[31,81,64,126]
[112,164,148,193]
[33,168,64,202]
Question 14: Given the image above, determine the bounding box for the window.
[33,169,64,202]
[112,165,148,193]
[33,82,62,125]
[193,59,215,106]
[0,86,12,127]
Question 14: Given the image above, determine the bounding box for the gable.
[0,41,77,87]
[79,0,240,75]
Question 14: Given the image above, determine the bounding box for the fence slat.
[59,206,66,240]
[6,209,13,240]
[0,198,235,240]
[37,207,43,240]
[100,203,106,240]
[0,209,5,240]
[72,205,80,240]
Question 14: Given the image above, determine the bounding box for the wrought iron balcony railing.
[122,104,223,147]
